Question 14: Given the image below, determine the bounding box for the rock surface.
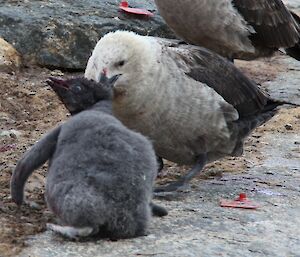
[284,0,300,8]
[0,0,174,70]
[0,38,21,71]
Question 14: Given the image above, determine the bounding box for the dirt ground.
[0,54,299,256]
[0,68,67,257]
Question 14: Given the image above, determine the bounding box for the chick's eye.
[73,86,82,93]
[116,60,125,67]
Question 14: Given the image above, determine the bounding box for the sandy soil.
[0,68,67,256]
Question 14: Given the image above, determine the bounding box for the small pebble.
[0,129,21,138]
[284,124,293,130]
[25,201,42,210]
[50,69,64,76]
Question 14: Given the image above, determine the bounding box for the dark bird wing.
[285,11,300,60]
[232,0,300,48]
[161,41,270,118]
[11,126,61,205]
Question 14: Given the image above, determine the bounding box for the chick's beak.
[108,74,121,85]
[47,77,70,90]
[100,69,121,86]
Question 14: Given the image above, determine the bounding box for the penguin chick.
[47,77,167,217]
[11,77,166,239]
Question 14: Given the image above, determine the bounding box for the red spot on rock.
[220,193,260,209]
[119,1,154,17]
[120,1,129,8]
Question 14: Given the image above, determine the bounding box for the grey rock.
[0,37,21,71]
[0,0,174,70]
[285,123,293,130]
[263,57,300,106]
[283,0,300,8]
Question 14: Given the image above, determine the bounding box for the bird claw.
[153,190,181,200]
[154,181,191,199]
[154,181,191,193]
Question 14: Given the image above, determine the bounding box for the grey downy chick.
[10,77,166,240]
[84,31,298,195]
[47,77,167,216]
[154,0,300,61]
[48,77,166,174]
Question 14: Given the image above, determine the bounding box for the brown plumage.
[84,31,298,193]
[154,0,300,60]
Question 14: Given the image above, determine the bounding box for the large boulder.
[0,38,21,72]
[0,0,174,70]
